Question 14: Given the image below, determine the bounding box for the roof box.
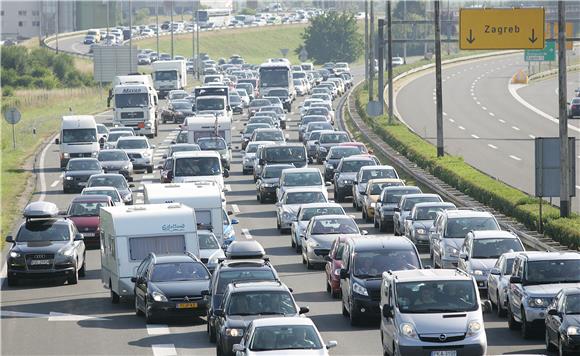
[23,201,60,219]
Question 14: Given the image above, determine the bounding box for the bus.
[197,8,231,29]
[259,59,294,97]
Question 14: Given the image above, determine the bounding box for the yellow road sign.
[459,8,545,50]
[546,22,574,50]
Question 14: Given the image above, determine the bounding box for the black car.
[133,252,211,323]
[214,281,308,356]
[5,202,86,286]
[97,149,133,180]
[256,164,294,203]
[545,287,580,355]
[225,241,266,260]
[162,99,194,124]
[333,156,377,202]
[340,236,422,325]
[568,97,580,119]
[323,146,364,182]
[87,173,134,205]
[207,259,279,343]
[62,158,103,193]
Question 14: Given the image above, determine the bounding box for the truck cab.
[194,86,232,121]
[151,60,187,98]
[110,75,159,138]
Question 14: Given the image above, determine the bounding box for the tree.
[240,8,256,16]
[298,12,363,64]
[393,1,426,20]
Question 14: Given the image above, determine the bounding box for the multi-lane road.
[1,67,555,354]
[396,52,580,211]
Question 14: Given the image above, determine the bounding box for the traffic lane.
[517,73,580,121]
[46,34,90,55]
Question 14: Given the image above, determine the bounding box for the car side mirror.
[214,309,224,317]
[299,306,309,314]
[459,252,468,260]
[326,341,338,349]
[490,268,500,275]
[223,169,230,178]
[231,219,239,225]
[157,165,163,170]
[360,191,366,196]
[325,182,332,186]
[131,277,137,283]
[58,210,67,216]
[232,344,244,353]
[201,290,210,296]
[74,233,84,241]
[510,276,522,284]
[361,230,368,235]
[5,235,14,243]
[547,309,559,316]
[339,268,348,279]
[382,304,393,318]
[393,207,400,212]
[171,141,176,145]
[55,138,60,144]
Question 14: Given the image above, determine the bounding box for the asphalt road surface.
[396,52,580,212]
[0,65,555,355]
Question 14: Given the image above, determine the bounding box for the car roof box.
[23,201,60,219]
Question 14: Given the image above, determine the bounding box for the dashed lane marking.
[242,228,253,239]
[147,324,171,335]
[511,126,520,131]
[142,175,155,180]
[481,106,487,111]
[529,134,536,139]
[458,126,466,130]
[498,119,506,124]
[50,180,59,188]
[488,144,498,150]
[509,155,522,161]
[232,204,240,213]
[151,344,177,356]
[471,134,480,139]
[489,112,495,117]
[448,118,455,123]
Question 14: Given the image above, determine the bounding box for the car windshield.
[413,206,451,220]
[198,138,227,150]
[115,93,148,108]
[216,270,276,294]
[361,169,396,182]
[197,98,224,111]
[155,71,177,80]
[256,131,284,142]
[172,102,191,110]
[83,189,120,202]
[249,325,323,351]
[62,128,97,144]
[471,238,523,259]
[284,172,322,187]
[250,100,271,108]
[229,95,241,104]
[307,123,332,132]
[98,151,128,161]
[116,139,148,149]
[68,202,107,216]
[267,89,288,97]
[354,250,420,278]
[396,280,478,313]
[17,222,70,242]
[340,160,374,173]
[307,108,328,116]
[88,176,127,189]
[67,160,101,171]
[250,117,274,125]
[402,196,441,210]
[311,218,358,235]
[175,157,221,176]
[263,166,291,179]
[285,192,326,205]
[445,217,499,238]
[265,147,305,162]
[565,294,580,314]
[383,188,421,203]
[301,207,344,221]
[150,262,209,282]
[170,145,200,155]
[245,124,269,134]
[107,132,132,142]
[199,233,220,250]
[245,144,261,154]
[525,260,580,284]
[302,116,326,125]
[227,291,297,315]
[308,132,322,141]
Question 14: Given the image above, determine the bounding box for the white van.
[143,182,231,245]
[56,115,100,168]
[100,203,199,303]
[171,151,228,190]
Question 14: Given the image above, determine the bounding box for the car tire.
[331,289,340,299]
[208,321,216,343]
[393,342,402,356]
[507,302,520,330]
[559,335,570,356]
[145,300,155,324]
[147,166,153,174]
[342,300,349,317]
[295,242,301,253]
[374,218,379,229]
[259,194,266,204]
[68,262,79,285]
[336,191,344,203]
[135,295,144,316]
[496,291,506,317]
[302,254,306,265]
[78,256,86,277]
[326,279,331,293]
[545,328,556,351]
[379,219,386,232]
[521,308,533,339]
[110,281,120,304]
[6,275,18,287]
[276,218,281,230]
[352,199,357,208]
[306,258,313,270]
[362,209,367,220]
[349,305,361,326]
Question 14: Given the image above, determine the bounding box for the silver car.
[242,141,273,175]
[405,202,456,249]
[290,203,346,253]
[198,230,225,273]
[301,215,362,269]
[487,251,526,317]
[393,194,443,236]
[353,165,400,211]
[276,187,328,233]
[115,136,155,173]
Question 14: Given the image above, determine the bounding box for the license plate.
[176,302,197,309]
[431,351,456,356]
[78,182,87,186]
[83,233,95,237]
[30,259,51,265]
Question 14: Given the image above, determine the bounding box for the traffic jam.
[4,52,580,356]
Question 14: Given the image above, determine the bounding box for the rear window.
[264,147,305,162]
[217,269,275,293]
[128,235,186,260]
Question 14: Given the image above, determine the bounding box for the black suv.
[207,259,279,343]
[214,280,309,356]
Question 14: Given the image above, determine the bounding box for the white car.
[299,98,324,117]
[290,203,345,253]
[232,317,337,356]
[276,187,329,233]
[487,251,526,317]
[276,167,329,202]
[115,136,155,173]
[198,230,225,273]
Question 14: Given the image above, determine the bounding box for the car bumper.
[562,335,580,352]
[149,299,208,317]
[441,257,459,269]
[397,336,487,356]
[103,168,132,179]
[305,247,330,264]
[413,233,430,246]
[7,266,77,280]
[336,184,353,196]
[63,180,88,191]
[523,306,549,324]
[259,187,277,200]
[352,295,381,317]
[131,159,152,169]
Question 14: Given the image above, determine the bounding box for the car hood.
[225,314,296,328]
[524,283,580,297]
[441,238,465,250]
[310,233,360,247]
[199,248,225,260]
[122,148,150,155]
[12,241,71,254]
[565,315,580,325]
[400,313,471,334]
[468,258,498,272]
[412,220,434,230]
[337,172,357,180]
[151,280,210,298]
[69,216,99,230]
[65,169,103,177]
[100,161,130,169]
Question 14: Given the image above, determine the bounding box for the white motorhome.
[151,60,187,98]
[56,115,100,168]
[100,203,199,303]
[185,114,232,147]
[194,86,232,121]
[110,75,159,138]
[143,182,230,244]
[170,151,228,189]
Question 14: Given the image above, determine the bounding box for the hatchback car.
[333,156,377,202]
[198,137,231,170]
[62,158,103,193]
[323,146,364,182]
[291,203,345,253]
[81,186,124,206]
[241,125,272,151]
[276,187,329,233]
[374,186,422,233]
[352,165,399,210]
[87,173,134,205]
[115,136,155,173]
[198,231,226,273]
[362,178,405,222]
[545,287,580,355]
[405,202,456,249]
[243,141,274,175]
[97,149,133,180]
[277,168,328,202]
[324,235,348,298]
[66,195,114,247]
[256,164,294,203]
[393,193,443,236]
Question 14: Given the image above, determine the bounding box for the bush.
[2,87,14,97]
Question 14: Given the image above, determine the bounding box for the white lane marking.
[576,185,580,191]
[458,126,466,130]
[225,184,231,192]
[509,155,522,161]
[242,228,253,239]
[163,139,173,143]
[481,106,487,111]
[142,174,155,180]
[476,101,481,105]
[512,126,520,131]
[50,180,59,188]
[147,324,171,335]
[529,134,536,139]
[231,204,240,213]
[471,134,480,139]
[152,344,177,356]
[48,312,109,321]
[448,118,455,123]
[0,310,49,319]
[498,119,506,124]
[443,112,448,116]
[37,134,59,202]
[489,112,495,117]
[488,144,498,150]
[232,126,236,131]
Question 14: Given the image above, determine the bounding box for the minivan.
[56,115,100,168]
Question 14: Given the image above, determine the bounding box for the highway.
[0,65,553,355]
[396,53,580,212]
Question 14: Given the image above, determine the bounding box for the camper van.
[143,182,236,247]
[56,115,100,168]
[185,114,232,147]
[100,203,199,303]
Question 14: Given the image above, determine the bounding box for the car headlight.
[60,247,75,256]
[225,328,244,337]
[400,323,418,339]
[63,153,70,158]
[444,246,459,257]
[143,152,151,157]
[282,211,295,221]
[9,251,21,258]
[145,122,152,128]
[65,176,74,180]
[472,270,484,276]
[91,151,98,157]
[527,297,550,308]
[307,239,320,248]
[467,321,482,336]
[151,291,168,302]
[416,228,426,234]
[123,194,133,202]
[122,165,131,170]
[352,282,368,296]
[567,326,580,336]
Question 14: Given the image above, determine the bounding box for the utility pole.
[369,0,374,101]
[378,18,384,115]
[402,0,406,64]
[196,9,200,79]
[434,0,444,157]
[156,0,159,56]
[364,0,369,82]
[192,0,195,67]
[558,0,570,217]
[387,0,393,124]
[170,0,174,58]
[129,0,133,69]
[55,0,59,53]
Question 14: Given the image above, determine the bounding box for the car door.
[301,219,314,258]
[431,215,444,264]
[546,290,563,343]
[488,256,503,302]
[393,197,404,231]
[325,239,337,281]
[382,280,396,354]
[71,225,85,265]
[509,258,525,316]
[134,256,151,308]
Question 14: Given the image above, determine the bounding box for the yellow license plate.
[176,302,197,309]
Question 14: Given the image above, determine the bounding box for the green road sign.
[525,41,556,62]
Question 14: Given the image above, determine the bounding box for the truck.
[259,60,294,100]
[55,115,100,168]
[109,75,159,138]
[185,114,232,148]
[194,86,231,121]
[143,182,235,247]
[152,60,187,98]
[100,203,199,303]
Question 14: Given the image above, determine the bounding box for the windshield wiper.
[258,312,285,315]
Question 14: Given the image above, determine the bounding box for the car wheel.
[145,300,155,323]
[6,275,18,287]
[336,191,344,203]
[545,328,556,351]
[68,262,79,285]
[135,294,144,316]
[306,258,313,270]
[276,218,281,230]
[507,301,520,330]
[78,256,86,277]
[496,291,506,317]
[208,320,216,343]
[393,342,401,356]
[349,304,361,326]
[147,166,153,174]
[521,308,533,339]
[110,280,120,304]
[374,217,379,228]
[342,300,349,317]
[379,219,386,232]
[295,242,301,253]
[352,199,357,208]
[331,288,340,299]
[326,279,331,293]
[259,194,266,204]
[559,335,570,356]
[302,253,306,265]
[362,209,367,220]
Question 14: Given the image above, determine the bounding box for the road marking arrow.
[529,28,538,43]
[466,29,476,44]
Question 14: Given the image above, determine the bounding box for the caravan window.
[196,210,212,229]
[128,235,185,260]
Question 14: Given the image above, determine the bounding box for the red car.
[67,195,114,247]
[324,236,349,298]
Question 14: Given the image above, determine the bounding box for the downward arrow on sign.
[466,29,476,44]
[529,28,538,43]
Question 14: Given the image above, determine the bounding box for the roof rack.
[454,268,470,277]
